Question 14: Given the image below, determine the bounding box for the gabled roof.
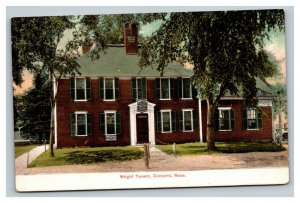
[76,46,193,77]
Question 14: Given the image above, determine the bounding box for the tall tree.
[17,71,51,143]
[11,15,126,156]
[138,10,285,150]
[12,13,149,156]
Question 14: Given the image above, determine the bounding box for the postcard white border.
[16,168,289,192]
[5,6,295,197]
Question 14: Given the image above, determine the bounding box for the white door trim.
[128,101,156,146]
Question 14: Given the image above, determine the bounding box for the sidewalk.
[15,145,288,175]
[15,145,49,175]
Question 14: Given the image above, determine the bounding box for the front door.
[136,114,149,143]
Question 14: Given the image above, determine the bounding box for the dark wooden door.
[136,114,149,143]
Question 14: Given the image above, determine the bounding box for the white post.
[198,94,203,143]
[129,107,137,146]
[53,77,58,148]
[148,103,156,146]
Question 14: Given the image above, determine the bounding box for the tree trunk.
[49,108,55,157]
[206,100,216,150]
[49,72,55,157]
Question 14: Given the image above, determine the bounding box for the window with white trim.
[183,110,193,131]
[156,110,176,133]
[132,77,146,100]
[161,110,172,132]
[181,78,192,99]
[70,112,92,136]
[99,77,120,101]
[160,78,170,99]
[70,77,91,101]
[179,109,197,131]
[104,78,115,100]
[100,111,121,141]
[243,108,262,130]
[217,108,234,131]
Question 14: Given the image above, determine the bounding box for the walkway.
[15,144,288,175]
[15,145,48,175]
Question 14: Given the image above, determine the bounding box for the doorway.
[136,114,149,143]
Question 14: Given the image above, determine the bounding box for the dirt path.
[17,145,289,175]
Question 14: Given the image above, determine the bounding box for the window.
[70,77,91,101]
[70,112,92,136]
[162,111,171,132]
[155,78,174,100]
[217,108,234,131]
[105,78,114,100]
[156,110,176,133]
[181,78,192,99]
[179,109,196,131]
[100,111,121,141]
[161,79,170,99]
[243,109,262,130]
[132,78,146,100]
[99,78,120,101]
[183,110,193,131]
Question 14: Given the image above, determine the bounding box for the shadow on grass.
[63,149,143,165]
[215,143,286,153]
[157,142,286,156]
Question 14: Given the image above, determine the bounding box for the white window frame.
[135,77,147,100]
[104,110,117,135]
[74,111,88,136]
[181,77,192,100]
[218,107,232,131]
[161,109,172,133]
[104,77,115,101]
[160,78,171,100]
[182,109,194,132]
[74,77,87,101]
[246,109,259,130]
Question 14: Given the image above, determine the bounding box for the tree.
[12,14,149,156]
[137,10,285,150]
[12,15,127,156]
[17,71,51,143]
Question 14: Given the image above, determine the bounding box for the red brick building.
[54,26,274,148]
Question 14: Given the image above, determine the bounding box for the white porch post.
[53,77,58,148]
[198,94,203,143]
[148,103,156,146]
[129,106,137,146]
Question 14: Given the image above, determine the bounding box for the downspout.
[198,93,203,143]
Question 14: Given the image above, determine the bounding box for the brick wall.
[201,100,273,142]
[56,78,273,148]
[56,78,200,148]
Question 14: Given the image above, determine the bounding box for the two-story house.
[54,25,274,148]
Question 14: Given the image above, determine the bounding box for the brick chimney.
[124,23,138,55]
[82,44,92,54]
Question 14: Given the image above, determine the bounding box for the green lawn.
[157,142,286,156]
[29,146,143,168]
[15,145,39,158]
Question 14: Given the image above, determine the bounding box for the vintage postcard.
[12,9,289,192]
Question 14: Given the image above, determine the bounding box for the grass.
[29,146,143,168]
[157,142,286,156]
[15,145,39,158]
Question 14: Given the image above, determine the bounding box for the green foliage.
[12,16,79,85]
[137,10,285,149]
[16,72,51,143]
[29,146,143,167]
[138,10,285,107]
